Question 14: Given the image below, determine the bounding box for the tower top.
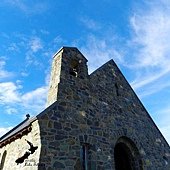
[46,46,88,106]
[53,46,88,61]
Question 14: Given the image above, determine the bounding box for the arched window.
[163,156,168,166]
[114,137,143,170]
[70,59,79,77]
[0,150,7,170]
[115,83,119,96]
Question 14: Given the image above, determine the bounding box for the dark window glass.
[0,150,7,170]
[80,144,89,170]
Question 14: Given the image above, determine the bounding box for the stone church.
[0,47,170,170]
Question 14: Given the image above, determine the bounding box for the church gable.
[89,58,169,139]
[36,47,170,169]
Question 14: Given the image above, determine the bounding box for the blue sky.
[0,0,170,145]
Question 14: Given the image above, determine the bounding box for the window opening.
[0,150,7,170]
[115,83,119,96]
[80,143,89,170]
[70,60,79,77]
[70,68,78,77]
[163,156,168,166]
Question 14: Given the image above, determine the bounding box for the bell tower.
[46,47,88,107]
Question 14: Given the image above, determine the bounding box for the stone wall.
[46,52,62,107]
[36,48,170,169]
[1,47,170,170]
[0,120,41,170]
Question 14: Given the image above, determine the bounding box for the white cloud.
[126,1,170,145]
[21,71,29,77]
[0,127,13,137]
[0,58,13,79]
[131,67,170,90]
[21,36,45,67]
[80,17,101,31]
[21,86,48,112]
[53,36,66,44]
[29,37,43,53]
[7,43,20,52]
[126,3,170,145]
[0,68,11,79]
[0,82,20,104]
[130,9,170,68]
[80,34,123,73]
[0,81,48,115]
[128,1,170,93]
[136,80,170,98]
[5,107,18,115]
[4,0,49,15]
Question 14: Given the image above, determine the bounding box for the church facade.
[0,47,170,170]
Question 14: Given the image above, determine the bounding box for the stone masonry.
[0,119,41,170]
[0,47,170,170]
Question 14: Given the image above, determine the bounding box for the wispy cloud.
[0,127,13,137]
[153,106,170,145]
[0,32,49,122]
[3,0,49,15]
[5,107,18,115]
[53,36,66,45]
[16,35,45,67]
[21,86,48,112]
[0,82,20,104]
[0,81,48,115]
[130,7,170,68]
[1,32,61,70]
[29,37,43,53]
[80,34,123,73]
[127,1,170,94]
[80,17,101,31]
[127,1,170,144]
[0,57,13,79]
[7,43,20,52]
[136,80,170,98]
[131,67,170,90]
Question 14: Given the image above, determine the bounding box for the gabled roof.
[0,100,58,148]
[0,115,36,148]
[89,59,170,147]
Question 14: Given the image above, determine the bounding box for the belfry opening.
[114,137,143,170]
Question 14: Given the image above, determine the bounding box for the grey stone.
[0,47,170,170]
[53,161,65,168]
